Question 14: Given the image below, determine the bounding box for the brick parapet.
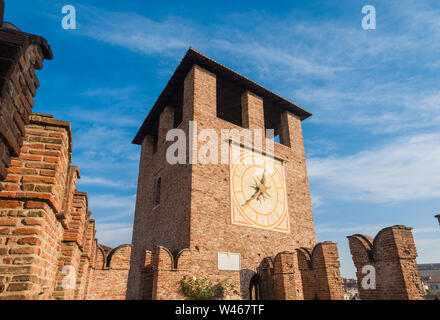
[241,90,264,130]
[86,244,132,300]
[347,225,425,300]
[0,15,52,184]
[0,111,131,300]
[0,113,72,215]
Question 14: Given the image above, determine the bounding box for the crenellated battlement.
[0,112,131,300]
[347,225,425,300]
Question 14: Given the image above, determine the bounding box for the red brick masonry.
[0,113,130,300]
[348,225,425,300]
[0,5,52,184]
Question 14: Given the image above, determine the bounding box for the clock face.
[229,142,290,233]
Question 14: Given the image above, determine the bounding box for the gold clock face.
[230,142,290,233]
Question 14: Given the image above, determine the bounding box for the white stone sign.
[217,252,241,271]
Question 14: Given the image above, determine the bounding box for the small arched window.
[154,177,161,206]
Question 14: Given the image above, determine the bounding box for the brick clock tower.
[127,48,343,300]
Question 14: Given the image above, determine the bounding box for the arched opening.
[249,275,261,300]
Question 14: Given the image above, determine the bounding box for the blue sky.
[5,0,440,278]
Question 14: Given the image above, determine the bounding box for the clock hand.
[260,168,266,185]
[242,188,262,207]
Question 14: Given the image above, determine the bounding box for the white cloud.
[413,237,440,264]
[73,3,440,135]
[413,227,439,234]
[74,125,136,155]
[89,194,136,209]
[76,6,346,80]
[79,8,199,55]
[78,176,136,189]
[315,223,387,235]
[95,222,133,247]
[98,210,135,223]
[309,133,440,202]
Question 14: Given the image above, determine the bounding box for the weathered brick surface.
[0,114,71,299]
[271,252,304,300]
[0,113,131,299]
[296,242,344,300]
[87,244,131,300]
[0,8,52,186]
[347,225,425,300]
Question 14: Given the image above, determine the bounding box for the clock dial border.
[229,141,290,233]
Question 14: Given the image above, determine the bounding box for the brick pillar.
[142,250,154,300]
[279,111,303,149]
[348,225,425,300]
[345,234,374,300]
[296,248,315,299]
[183,65,216,165]
[311,242,344,300]
[296,242,344,300]
[272,252,304,300]
[183,65,216,123]
[241,91,264,130]
[158,106,174,154]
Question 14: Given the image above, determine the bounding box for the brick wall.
[271,251,304,299]
[347,225,425,300]
[296,242,344,300]
[0,113,72,299]
[0,113,131,299]
[0,8,52,186]
[87,244,131,300]
[140,243,343,300]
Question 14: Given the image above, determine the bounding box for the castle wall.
[0,113,131,300]
[142,243,343,300]
[0,113,72,299]
[87,244,131,300]
[296,242,344,300]
[347,225,425,300]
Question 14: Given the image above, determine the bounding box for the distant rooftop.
[418,263,440,270]
[133,47,312,145]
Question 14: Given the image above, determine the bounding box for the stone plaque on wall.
[218,252,241,271]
